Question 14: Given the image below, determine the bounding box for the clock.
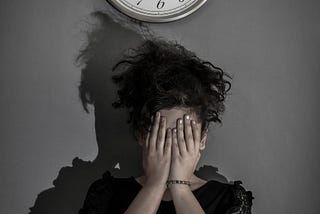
[106,0,207,23]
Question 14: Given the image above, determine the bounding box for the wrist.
[144,181,167,191]
[168,183,191,193]
[167,180,191,191]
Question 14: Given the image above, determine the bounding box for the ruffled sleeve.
[225,181,254,214]
[78,170,114,214]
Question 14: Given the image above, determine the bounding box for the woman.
[78,38,254,214]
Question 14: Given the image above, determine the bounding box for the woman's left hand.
[168,114,202,182]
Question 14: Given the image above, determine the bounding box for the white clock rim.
[107,0,207,23]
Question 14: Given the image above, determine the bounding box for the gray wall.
[1,0,319,213]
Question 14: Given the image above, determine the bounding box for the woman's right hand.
[141,111,172,189]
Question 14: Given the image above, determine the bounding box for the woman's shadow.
[28,11,229,214]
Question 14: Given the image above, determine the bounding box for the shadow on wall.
[28,11,229,214]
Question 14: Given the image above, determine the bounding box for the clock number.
[137,0,143,5]
[157,0,165,9]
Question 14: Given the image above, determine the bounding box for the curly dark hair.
[111,37,232,141]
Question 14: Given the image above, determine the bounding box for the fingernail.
[156,111,160,117]
[186,115,190,120]
[179,119,183,124]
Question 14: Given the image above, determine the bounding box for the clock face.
[107,0,207,22]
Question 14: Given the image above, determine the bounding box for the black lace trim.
[226,180,254,214]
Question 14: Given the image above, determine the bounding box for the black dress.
[78,170,254,214]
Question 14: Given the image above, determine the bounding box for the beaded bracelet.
[166,180,191,187]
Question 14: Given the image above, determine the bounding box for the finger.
[164,128,172,156]
[191,120,201,152]
[184,114,194,153]
[156,116,166,151]
[172,128,180,157]
[144,131,150,151]
[149,111,161,152]
[144,116,153,149]
[177,118,187,156]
